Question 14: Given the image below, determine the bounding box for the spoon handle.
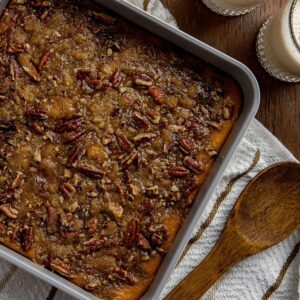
[165,228,253,300]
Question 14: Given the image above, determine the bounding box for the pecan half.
[55,117,84,133]
[111,70,125,88]
[18,53,41,82]
[168,166,189,178]
[75,164,104,179]
[114,268,137,285]
[184,157,204,173]
[0,120,16,132]
[8,43,30,54]
[47,207,58,234]
[83,238,104,254]
[120,150,139,169]
[50,261,71,277]
[0,204,18,219]
[60,182,76,199]
[38,49,54,69]
[137,233,151,250]
[179,137,194,154]
[145,109,161,124]
[132,133,155,144]
[67,144,86,166]
[132,111,151,130]
[20,227,34,252]
[124,218,140,249]
[88,79,111,91]
[62,129,87,144]
[116,133,132,152]
[25,108,47,120]
[83,237,120,254]
[134,74,153,86]
[148,86,165,104]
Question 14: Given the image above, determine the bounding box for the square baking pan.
[0,0,260,299]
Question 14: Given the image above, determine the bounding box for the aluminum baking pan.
[0,1,260,299]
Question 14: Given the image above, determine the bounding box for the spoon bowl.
[165,162,300,300]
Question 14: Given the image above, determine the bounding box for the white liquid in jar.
[269,0,300,75]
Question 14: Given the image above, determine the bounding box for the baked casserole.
[0,1,241,299]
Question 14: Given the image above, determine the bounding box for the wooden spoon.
[165,162,300,300]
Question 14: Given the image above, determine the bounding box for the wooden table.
[163,0,300,159]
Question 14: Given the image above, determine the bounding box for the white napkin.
[0,1,299,300]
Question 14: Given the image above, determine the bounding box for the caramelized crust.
[0,1,241,299]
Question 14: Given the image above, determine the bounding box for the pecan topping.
[120,150,139,169]
[9,60,20,81]
[148,86,165,104]
[85,217,98,233]
[137,234,151,250]
[132,111,151,130]
[83,237,120,254]
[102,135,113,145]
[25,108,48,120]
[0,191,11,201]
[11,227,19,242]
[184,157,204,173]
[60,182,76,199]
[88,79,111,91]
[50,261,71,277]
[0,204,18,219]
[62,129,87,144]
[134,74,153,86]
[47,207,58,234]
[179,137,194,154]
[145,109,161,124]
[114,268,137,285]
[55,117,84,133]
[89,11,116,24]
[38,49,54,69]
[20,227,34,252]
[83,238,104,254]
[32,121,44,134]
[111,70,125,88]
[75,164,104,179]
[8,43,30,54]
[18,53,41,82]
[76,69,91,80]
[67,144,86,166]
[168,166,189,178]
[11,171,23,189]
[181,179,199,208]
[0,224,6,237]
[30,1,52,7]
[0,120,17,132]
[116,133,132,152]
[124,218,140,249]
[132,133,155,144]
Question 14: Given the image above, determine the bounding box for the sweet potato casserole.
[0,1,242,299]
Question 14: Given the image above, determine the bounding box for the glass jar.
[256,0,300,82]
[202,0,266,16]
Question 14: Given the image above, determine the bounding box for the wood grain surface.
[162,0,300,159]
